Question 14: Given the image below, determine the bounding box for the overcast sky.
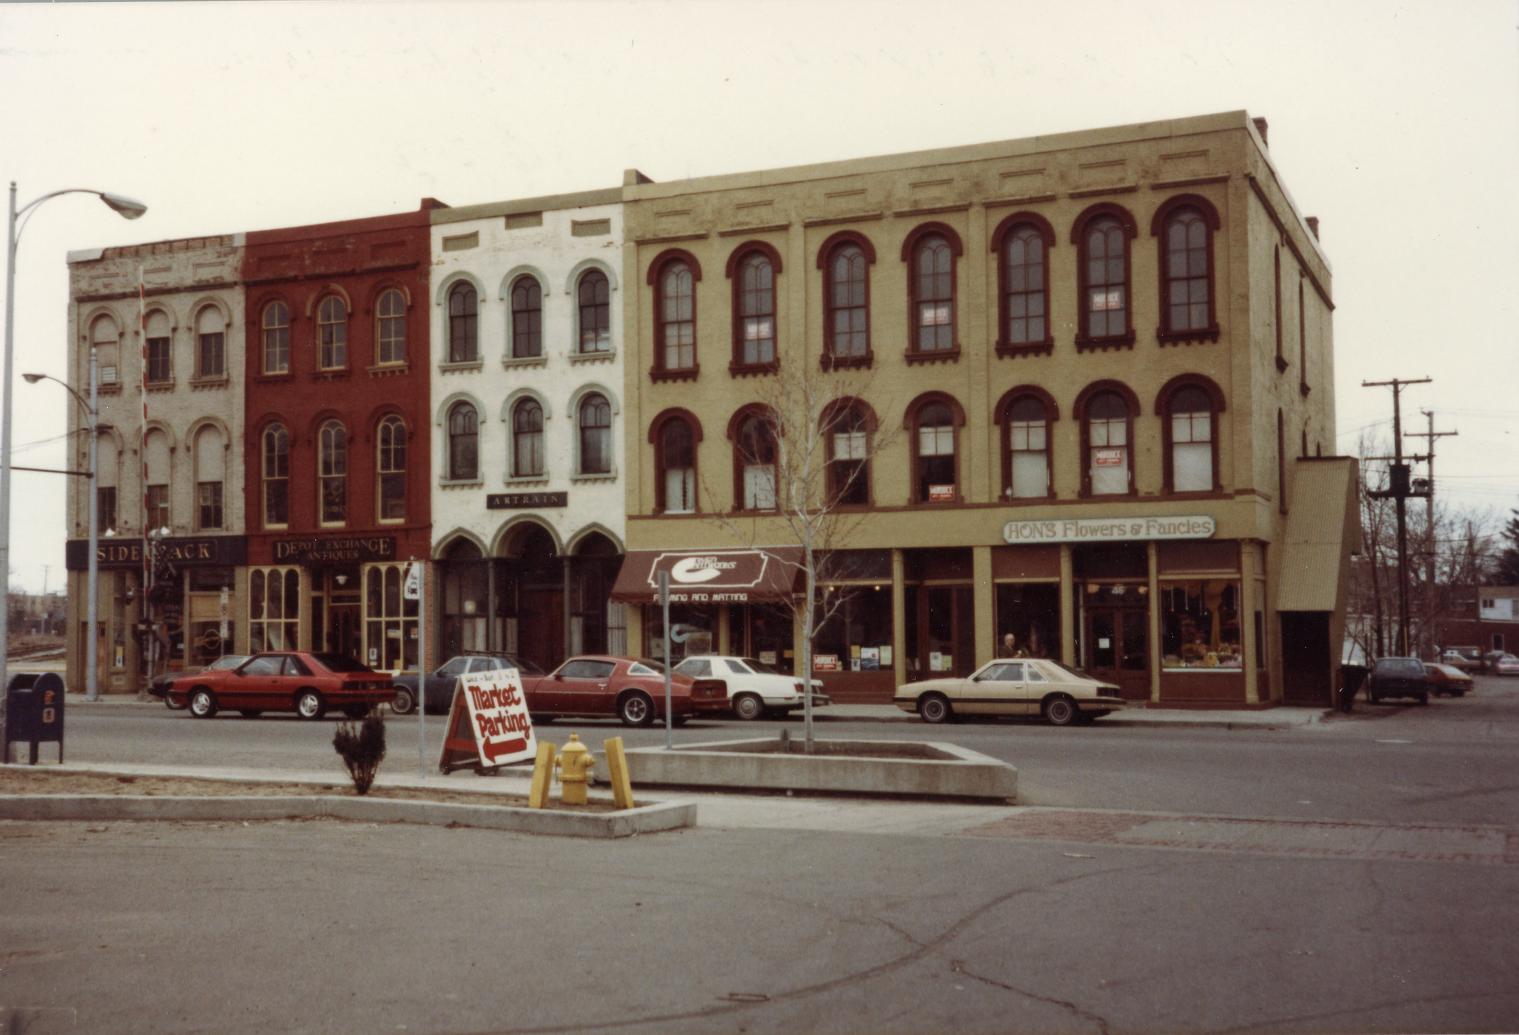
[1,0,1514,593]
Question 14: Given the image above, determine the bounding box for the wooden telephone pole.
[1363,377,1431,657]
[1405,410,1458,656]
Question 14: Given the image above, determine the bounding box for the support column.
[716,604,731,655]
[562,558,574,655]
[1241,540,1260,705]
[625,604,644,661]
[1147,541,1161,704]
[1059,544,1075,666]
[891,548,907,688]
[973,545,994,669]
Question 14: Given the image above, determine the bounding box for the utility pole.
[1405,411,1457,657]
[1363,377,1431,657]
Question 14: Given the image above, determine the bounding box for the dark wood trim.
[996,342,1055,359]
[726,241,782,373]
[1074,380,1140,498]
[649,249,702,378]
[723,240,784,279]
[1298,275,1309,395]
[994,385,1059,503]
[1071,202,1137,350]
[727,403,779,513]
[902,222,961,362]
[649,409,702,515]
[903,347,960,366]
[729,360,779,378]
[820,351,873,372]
[818,230,876,365]
[1155,375,1224,494]
[649,365,700,384]
[1152,193,1222,344]
[990,211,1057,354]
[904,391,966,506]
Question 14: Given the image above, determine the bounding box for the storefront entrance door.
[1085,607,1150,699]
[518,590,564,673]
[327,603,361,662]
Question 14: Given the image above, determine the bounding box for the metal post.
[85,346,99,700]
[659,569,671,750]
[1,183,19,696]
[417,558,427,780]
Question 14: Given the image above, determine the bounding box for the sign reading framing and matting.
[437,668,537,774]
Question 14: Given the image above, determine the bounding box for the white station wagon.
[895,658,1126,726]
[672,655,832,720]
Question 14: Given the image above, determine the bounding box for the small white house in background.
[428,188,627,672]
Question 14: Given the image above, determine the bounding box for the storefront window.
[442,542,489,657]
[813,585,893,673]
[727,603,794,670]
[1160,579,1241,669]
[365,563,418,672]
[994,583,1060,658]
[249,567,300,652]
[643,604,716,664]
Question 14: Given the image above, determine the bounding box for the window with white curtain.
[1169,386,1214,492]
[1007,396,1049,499]
[1086,392,1130,496]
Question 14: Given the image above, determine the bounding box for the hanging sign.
[438,669,536,774]
[402,563,421,601]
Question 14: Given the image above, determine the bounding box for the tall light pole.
[2,182,146,700]
[23,369,100,700]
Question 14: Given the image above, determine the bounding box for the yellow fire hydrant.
[554,734,596,806]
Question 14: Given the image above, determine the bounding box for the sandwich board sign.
[438,668,536,774]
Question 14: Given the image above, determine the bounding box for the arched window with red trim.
[733,249,776,369]
[907,394,964,504]
[655,415,698,514]
[908,231,957,354]
[731,409,778,511]
[819,232,875,366]
[1077,385,1137,496]
[1153,195,1221,342]
[993,215,1054,353]
[825,401,873,506]
[996,388,1056,500]
[1073,205,1137,349]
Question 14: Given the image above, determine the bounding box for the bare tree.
[702,361,899,750]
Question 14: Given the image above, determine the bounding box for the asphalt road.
[4,677,1517,1034]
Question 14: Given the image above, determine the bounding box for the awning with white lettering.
[610,547,803,604]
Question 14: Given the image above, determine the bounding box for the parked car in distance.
[1493,653,1519,677]
[1366,656,1430,704]
[894,658,1125,726]
[166,651,394,720]
[1423,662,1473,696]
[520,655,729,726]
[390,653,544,715]
[1439,646,1483,672]
[671,655,831,720]
[1481,650,1517,674]
[148,655,249,709]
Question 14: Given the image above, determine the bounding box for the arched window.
[1074,206,1136,347]
[657,417,697,514]
[90,315,121,386]
[1003,395,1052,500]
[735,252,776,367]
[995,218,1053,350]
[826,403,871,506]
[376,416,407,521]
[193,425,225,531]
[448,282,478,363]
[910,233,955,353]
[511,399,544,478]
[375,288,406,365]
[318,421,348,524]
[317,295,347,369]
[145,311,172,384]
[195,306,226,379]
[579,394,612,475]
[577,270,610,354]
[510,276,542,359]
[261,424,289,528]
[824,241,870,361]
[1083,391,1133,496]
[261,301,290,375]
[656,261,695,371]
[447,403,479,481]
[1154,196,1220,342]
[144,428,171,528]
[912,401,958,503]
[734,412,777,511]
[1166,386,1216,492]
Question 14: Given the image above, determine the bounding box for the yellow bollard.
[554,734,595,806]
[528,741,556,809]
[602,736,636,810]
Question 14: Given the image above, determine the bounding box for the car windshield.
[208,655,247,671]
[311,653,372,673]
[1374,658,1425,676]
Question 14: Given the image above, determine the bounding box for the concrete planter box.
[605,737,1016,801]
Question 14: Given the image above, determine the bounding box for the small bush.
[332,713,387,795]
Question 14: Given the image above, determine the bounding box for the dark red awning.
[609,547,802,604]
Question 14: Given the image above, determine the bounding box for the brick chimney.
[1252,117,1269,145]
[1306,216,1320,240]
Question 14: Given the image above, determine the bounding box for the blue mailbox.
[4,672,65,764]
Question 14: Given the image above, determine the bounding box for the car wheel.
[619,691,655,727]
[918,693,952,724]
[188,688,218,719]
[343,704,372,719]
[732,693,765,721]
[391,686,416,716]
[238,710,262,719]
[1043,694,1079,727]
[296,690,326,721]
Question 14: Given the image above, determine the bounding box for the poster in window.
[879,645,892,667]
[929,484,956,502]
[1093,448,1124,467]
[859,647,880,671]
[813,653,840,672]
[759,650,777,666]
[1092,289,1124,312]
[929,651,945,672]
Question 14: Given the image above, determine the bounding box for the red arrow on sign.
[483,737,528,763]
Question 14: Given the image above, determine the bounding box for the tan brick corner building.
[613,111,1358,708]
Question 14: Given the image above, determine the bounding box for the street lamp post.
[2,182,145,700]
[23,367,100,700]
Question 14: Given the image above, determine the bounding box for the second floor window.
[97,485,118,532]
[736,252,775,366]
[913,402,957,503]
[145,311,172,383]
[377,416,407,521]
[827,404,870,506]
[579,394,612,475]
[658,417,696,514]
[1168,386,1215,492]
[1076,209,1134,345]
[448,282,478,363]
[196,307,225,378]
[735,413,777,511]
[447,403,479,481]
[1006,395,1051,500]
[319,421,347,524]
[197,481,223,531]
[911,233,955,352]
[317,295,347,369]
[578,270,610,354]
[658,262,695,370]
[512,399,544,478]
[261,301,290,374]
[376,288,406,365]
[1085,391,1132,496]
[262,424,289,527]
[1002,223,1049,346]
[826,242,869,359]
[145,483,170,530]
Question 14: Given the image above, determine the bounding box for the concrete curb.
[0,793,695,839]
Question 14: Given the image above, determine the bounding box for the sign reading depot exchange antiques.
[1002,515,1216,545]
[272,535,396,565]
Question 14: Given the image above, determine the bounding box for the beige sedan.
[894,658,1126,726]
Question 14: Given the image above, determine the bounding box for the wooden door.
[1085,607,1150,699]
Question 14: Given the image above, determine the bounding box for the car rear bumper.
[1083,696,1126,711]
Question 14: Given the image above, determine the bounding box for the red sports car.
[166,652,395,720]
[521,655,729,726]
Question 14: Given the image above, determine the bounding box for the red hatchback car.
[167,652,395,720]
[521,655,729,726]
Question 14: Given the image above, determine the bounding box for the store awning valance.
[610,547,803,604]
[1277,457,1360,612]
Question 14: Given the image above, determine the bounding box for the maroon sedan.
[522,655,729,726]
[167,652,394,720]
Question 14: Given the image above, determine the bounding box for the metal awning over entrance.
[610,547,802,604]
